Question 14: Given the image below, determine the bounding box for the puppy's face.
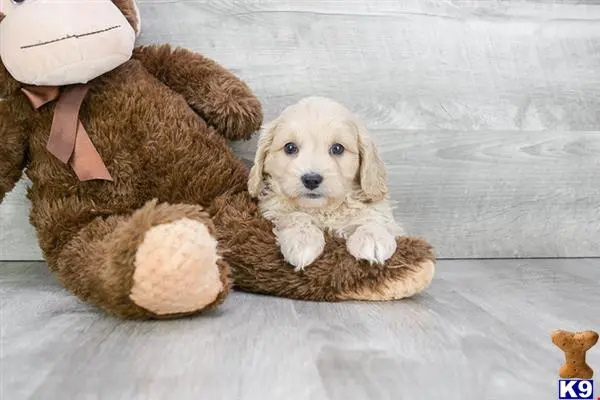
[249,97,388,209]
[264,106,360,208]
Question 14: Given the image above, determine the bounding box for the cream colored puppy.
[248,96,403,270]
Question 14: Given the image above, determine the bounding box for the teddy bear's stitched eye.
[283,142,298,155]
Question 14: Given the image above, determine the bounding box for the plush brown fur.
[210,192,434,300]
[111,0,139,33]
[0,5,435,319]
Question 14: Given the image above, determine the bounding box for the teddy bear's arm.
[210,192,436,302]
[132,44,263,141]
[0,101,28,202]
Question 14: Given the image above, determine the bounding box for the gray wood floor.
[2,259,598,400]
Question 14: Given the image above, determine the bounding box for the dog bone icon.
[551,329,599,379]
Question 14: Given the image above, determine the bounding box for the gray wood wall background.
[1,0,599,260]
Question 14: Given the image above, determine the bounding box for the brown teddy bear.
[0,0,436,319]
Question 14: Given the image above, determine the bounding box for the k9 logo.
[558,380,595,400]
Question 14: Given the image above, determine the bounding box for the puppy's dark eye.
[283,142,298,155]
[329,143,345,156]
[12,0,25,4]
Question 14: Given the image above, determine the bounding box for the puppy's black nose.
[301,173,323,190]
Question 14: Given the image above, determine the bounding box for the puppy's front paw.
[347,225,397,265]
[276,226,325,271]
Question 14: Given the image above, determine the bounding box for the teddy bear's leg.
[132,44,263,141]
[209,192,436,302]
[50,200,231,319]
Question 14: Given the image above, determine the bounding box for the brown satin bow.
[21,85,113,182]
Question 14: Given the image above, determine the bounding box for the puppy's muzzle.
[301,173,323,190]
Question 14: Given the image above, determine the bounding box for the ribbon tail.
[47,113,77,164]
[46,85,87,164]
[43,84,112,182]
[71,121,113,182]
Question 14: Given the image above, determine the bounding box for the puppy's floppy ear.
[355,119,388,202]
[248,118,278,197]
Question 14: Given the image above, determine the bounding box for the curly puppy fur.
[249,97,402,270]
[0,2,435,318]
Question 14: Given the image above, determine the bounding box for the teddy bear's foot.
[130,217,226,316]
[53,199,231,319]
[337,259,435,301]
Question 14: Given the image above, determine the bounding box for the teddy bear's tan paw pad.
[338,260,435,301]
[130,218,224,315]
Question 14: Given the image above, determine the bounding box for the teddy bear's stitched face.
[0,0,137,86]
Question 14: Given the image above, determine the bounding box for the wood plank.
[0,179,42,261]
[233,129,600,258]
[2,0,600,259]
[2,259,599,399]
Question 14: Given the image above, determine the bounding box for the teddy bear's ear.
[112,0,141,36]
